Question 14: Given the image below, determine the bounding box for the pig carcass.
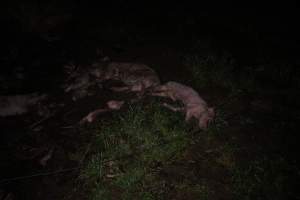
[151,81,214,129]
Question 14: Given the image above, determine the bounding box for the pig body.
[91,62,160,93]
[63,72,95,101]
[152,81,214,129]
[0,93,46,116]
[64,62,160,100]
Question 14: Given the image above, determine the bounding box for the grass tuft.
[80,101,193,199]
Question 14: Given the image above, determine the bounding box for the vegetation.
[80,101,198,199]
[74,53,300,199]
[1,3,299,199]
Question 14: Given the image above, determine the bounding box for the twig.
[60,125,75,129]
[0,167,80,185]
[79,143,91,164]
[29,113,54,129]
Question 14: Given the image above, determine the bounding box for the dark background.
[1,1,299,94]
[0,1,299,199]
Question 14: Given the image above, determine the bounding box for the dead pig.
[0,93,46,117]
[91,62,161,95]
[63,62,160,100]
[151,81,214,129]
[62,63,101,101]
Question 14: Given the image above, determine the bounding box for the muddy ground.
[1,2,300,200]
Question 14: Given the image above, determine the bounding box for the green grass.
[76,53,299,200]
[80,101,194,200]
[74,87,298,200]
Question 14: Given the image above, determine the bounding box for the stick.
[0,167,80,185]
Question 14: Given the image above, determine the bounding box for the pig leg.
[151,91,176,101]
[106,100,124,110]
[80,108,110,124]
[80,100,124,124]
[185,108,200,122]
[151,85,176,100]
[162,103,184,112]
[130,84,143,92]
[110,86,130,92]
[151,84,165,91]
[151,91,168,97]
[185,110,193,122]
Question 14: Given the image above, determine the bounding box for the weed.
[80,101,193,199]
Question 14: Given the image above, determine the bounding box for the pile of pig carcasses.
[64,61,215,130]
